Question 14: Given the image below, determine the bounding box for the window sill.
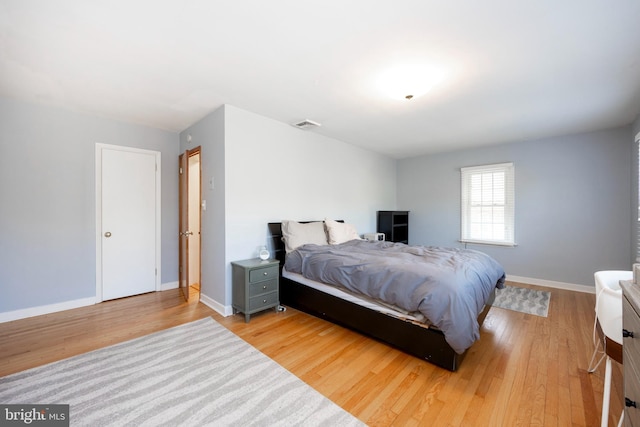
[459,239,517,248]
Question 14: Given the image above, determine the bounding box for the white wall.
[182,104,397,310]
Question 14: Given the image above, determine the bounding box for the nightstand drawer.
[249,266,278,283]
[625,354,640,427]
[249,292,278,311]
[249,279,278,297]
[623,282,640,427]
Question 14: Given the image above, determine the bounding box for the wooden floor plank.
[0,282,624,426]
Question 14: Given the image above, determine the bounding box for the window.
[637,134,640,221]
[461,162,515,246]
[636,134,640,260]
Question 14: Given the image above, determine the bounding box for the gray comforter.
[284,239,505,354]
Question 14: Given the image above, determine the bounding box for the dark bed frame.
[268,221,496,372]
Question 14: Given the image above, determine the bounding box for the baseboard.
[199,293,233,317]
[160,281,179,291]
[0,297,97,324]
[0,276,591,324]
[506,275,594,294]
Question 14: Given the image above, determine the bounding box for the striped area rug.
[492,285,550,317]
[0,317,364,426]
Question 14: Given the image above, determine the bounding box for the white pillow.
[325,218,361,245]
[281,220,328,253]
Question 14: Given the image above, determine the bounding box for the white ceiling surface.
[1,1,640,159]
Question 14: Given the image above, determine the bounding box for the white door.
[97,144,160,301]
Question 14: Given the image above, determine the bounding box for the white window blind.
[461,162,515,246]
[636,134,640,260]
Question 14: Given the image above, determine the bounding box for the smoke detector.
[292,119,322,130]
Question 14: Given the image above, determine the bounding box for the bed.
[267,220,505,371]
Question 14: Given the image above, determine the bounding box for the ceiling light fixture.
[377,64,445,101]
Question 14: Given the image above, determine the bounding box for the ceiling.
[2,1,639,159]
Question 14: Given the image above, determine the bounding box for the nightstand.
[231,258,280,322]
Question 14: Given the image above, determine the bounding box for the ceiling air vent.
[292,119,322,130]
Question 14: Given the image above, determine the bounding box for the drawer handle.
[263,272,268,276]
[626,398,637,408]
[263,299,267,303]
[263,285,267,289]
[623,329,635,338]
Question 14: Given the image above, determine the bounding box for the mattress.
[284,240,505,354]
[282,267,431,327]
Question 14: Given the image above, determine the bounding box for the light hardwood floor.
[0,282,622,426]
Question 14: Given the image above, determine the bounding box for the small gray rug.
[493,285,550,317]
[0,318,364,427]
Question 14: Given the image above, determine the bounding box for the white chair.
[588,270,632,427]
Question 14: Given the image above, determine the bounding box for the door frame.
[95,143,162,303]
[178,146,202,302]
[178,152,189,301]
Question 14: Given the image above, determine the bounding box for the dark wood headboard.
[267,222,287,266]
[267,220,343,267]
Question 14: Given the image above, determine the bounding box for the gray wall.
[397,126,632,287]
[0,97,179,313]
[179,106,227,306]
[0,98,395,317]
[2,94,634,316]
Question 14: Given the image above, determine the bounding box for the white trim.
[635,131,640,142]
[160,281,179,291]
[506,274,594,294]
[460,239,517,247]
[0,276,592,323]
[460,162,515,245]
[460,162,514,172]
[0,297,96,324]
[199,293,233,317]
[95,143,162,303]
[95,144,102,301]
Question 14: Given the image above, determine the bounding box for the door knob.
[104,231,112,238]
